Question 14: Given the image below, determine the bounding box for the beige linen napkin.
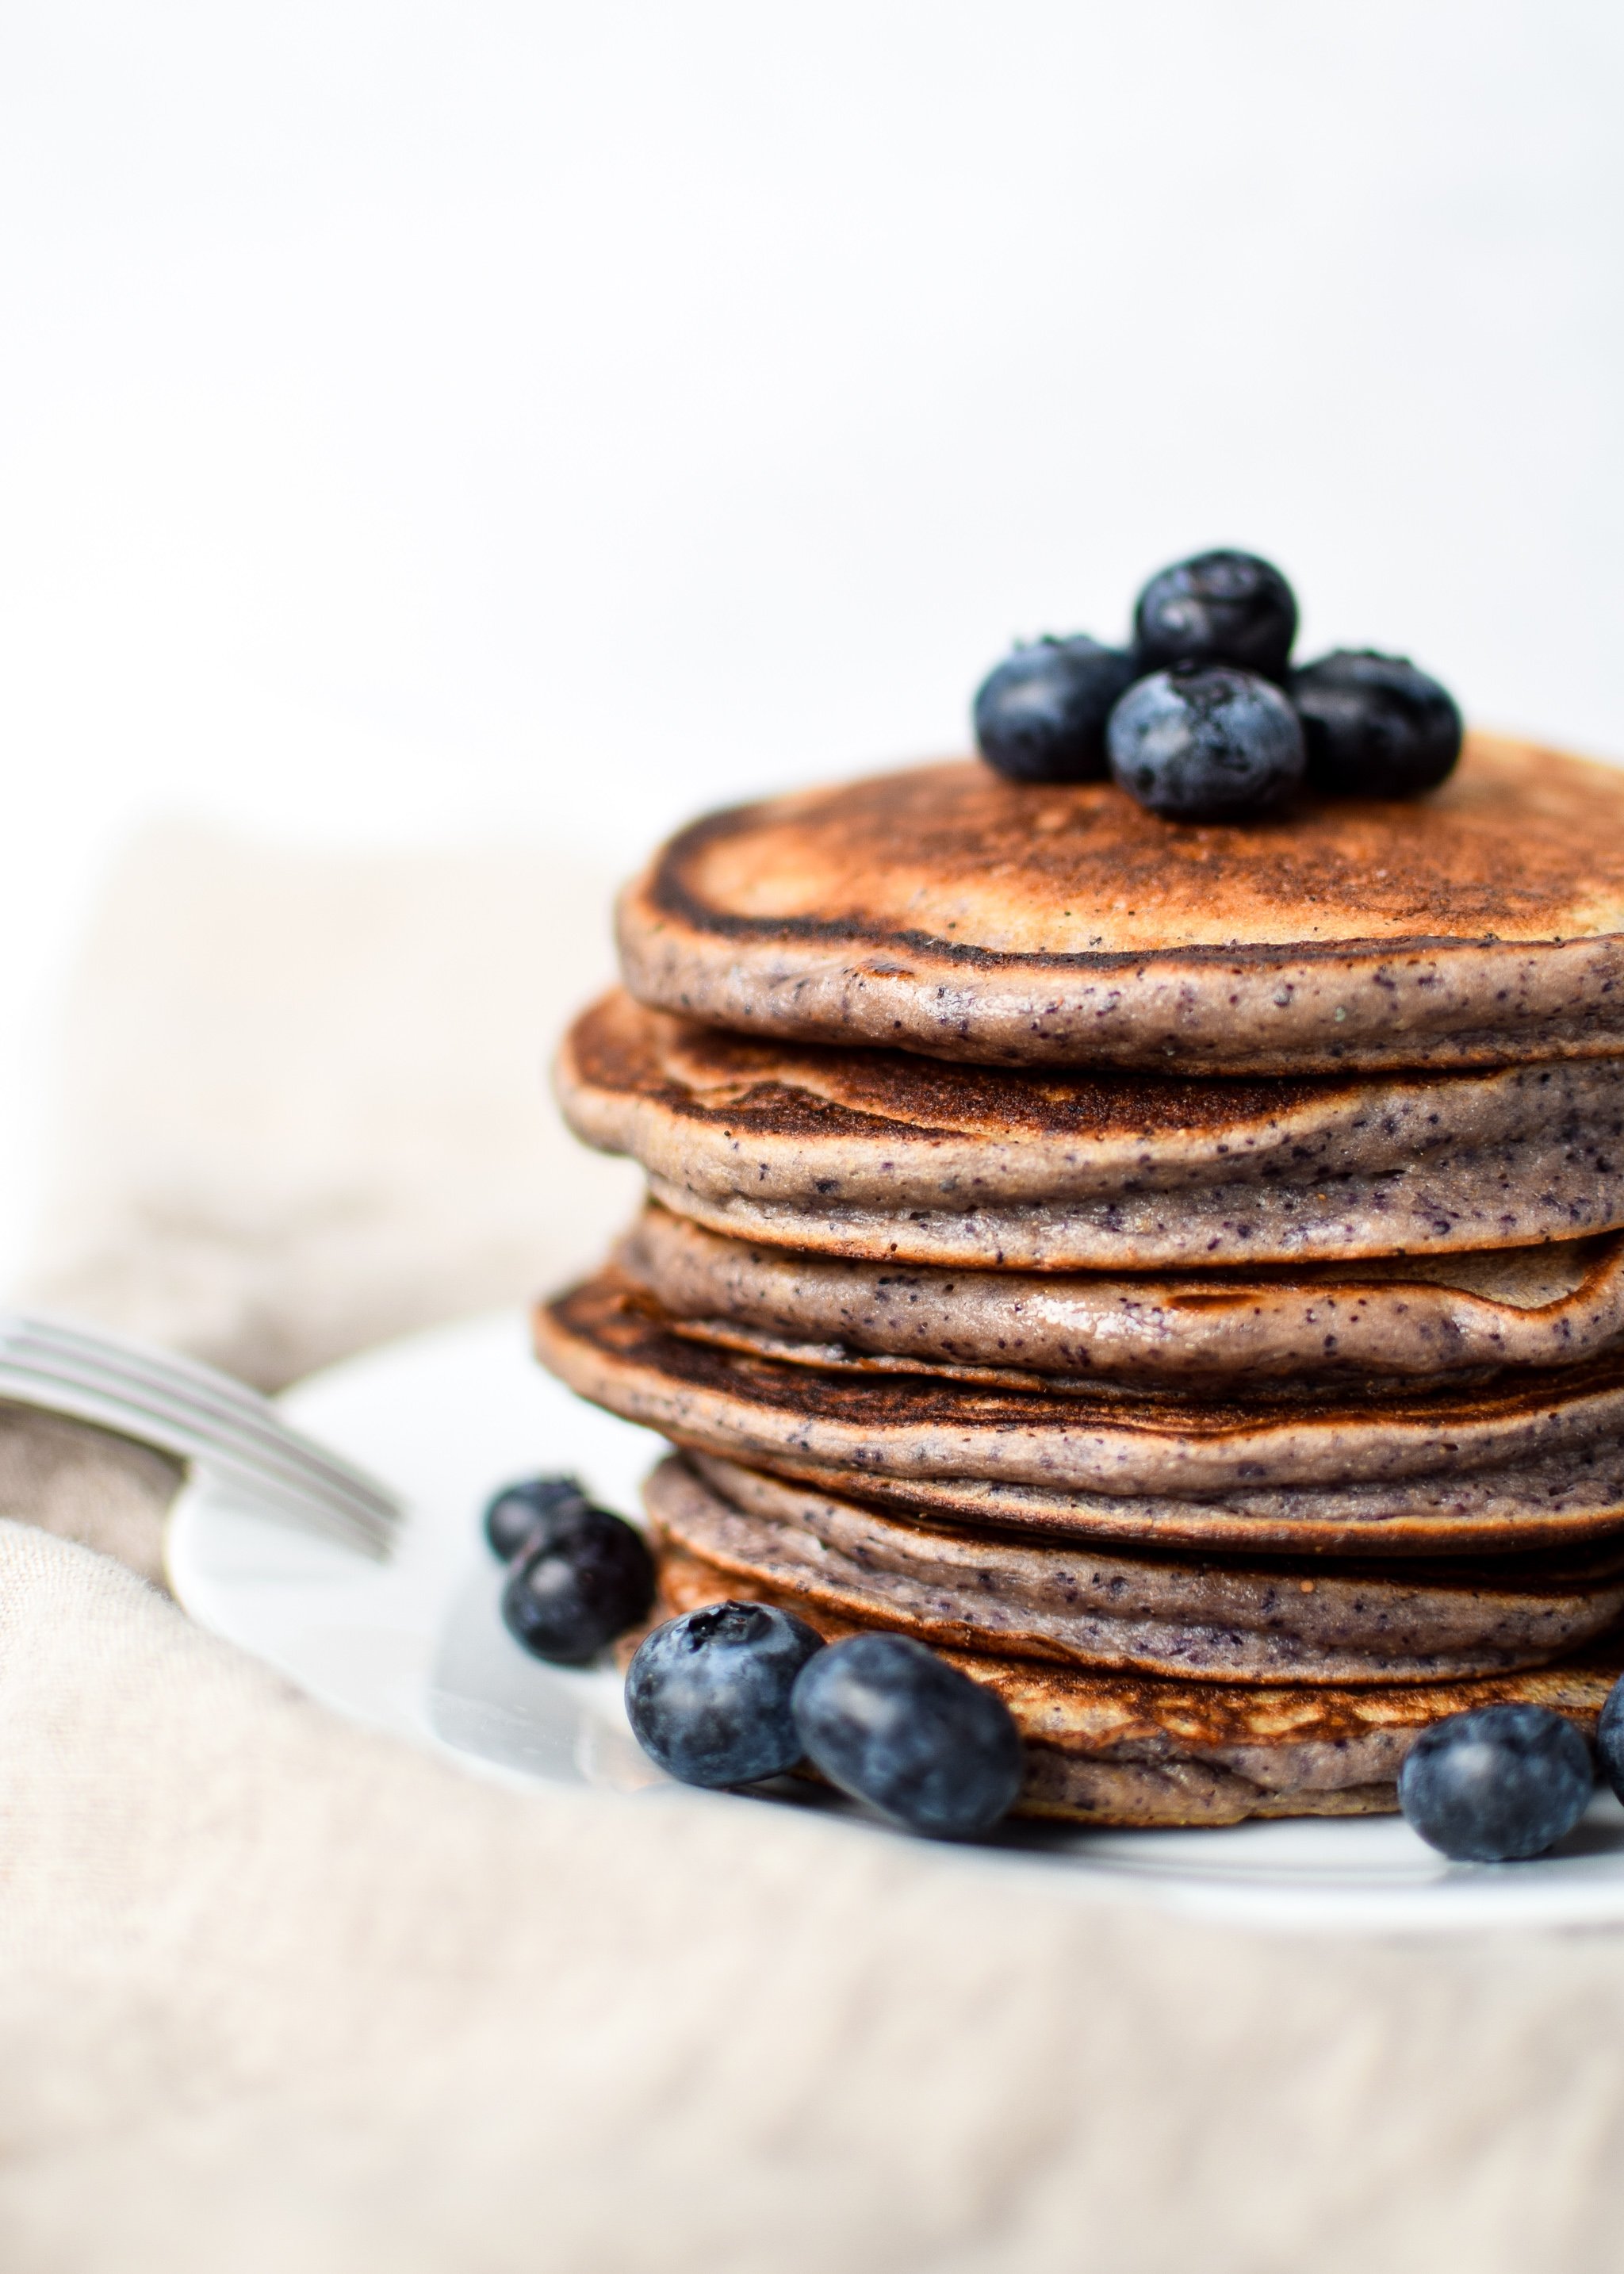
[5,821,1624,2272]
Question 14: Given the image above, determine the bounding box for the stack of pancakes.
[537,734,1624,1827]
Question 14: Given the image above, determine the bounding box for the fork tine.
[0,1343,399,1536]
[0,1347,395,1516]
[15,1363,399,1536]
[0,1357,394,1551]
[0,1313,402,1552]
[0,1315,400,1526]
[2,1311,359,1452]
[10,1311,339,1437]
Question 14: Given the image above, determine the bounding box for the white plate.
[167,1309,1624,1933]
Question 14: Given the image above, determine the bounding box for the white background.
[1,0,1622,1283]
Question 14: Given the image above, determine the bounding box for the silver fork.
[0,1311,400,1555]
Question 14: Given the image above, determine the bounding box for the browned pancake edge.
[558,994,1624,1267]
[617,737,1624,1072]
[651,1539,1623,1828]
[536,1269,1624,1508]
[645,1452,1624,1685]
[616,1204,1624,1386]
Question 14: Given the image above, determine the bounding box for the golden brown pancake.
[653,1540,1624,1826]
[561,993,1624,1268]
[619,1205,1624,1386]
[538,1270,1624,1504]
[616,736,1624,1074]
[646,1453,1624,1684]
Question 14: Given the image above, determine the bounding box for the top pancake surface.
[619,736,1624,1073]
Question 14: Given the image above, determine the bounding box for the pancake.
[538,1271,1624,1501]
[645,1454,1624,1683]
[617,736,1624,1075]
[561,993,1624,1268]
[618,1206,1624,1387]
[766,1450,1624,1559]
[653,1540,1624,1825]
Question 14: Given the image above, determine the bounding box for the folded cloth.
[5,821,1624,2272]
[3,1519,1624,2274]
[0,1403,176,1586]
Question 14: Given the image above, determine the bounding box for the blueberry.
[790,1633,1023,1838]
[1133,550,1297,680]
[1291,650,1463,800]
[482,1473,592,1562]
[626,1601,826,1786]
[1398,1705,1594,1862]
[500,1505,655,1665]
[1107,664,1305,823]
[1595,1678,1624,1801]
[973,636,1137,784]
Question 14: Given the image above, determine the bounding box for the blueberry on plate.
[500,1505,655,1665]
[626,1601,826,1786]
[482,1473,592,1562]
[1290,650,1463,799]
[1398,1704,1594,1862]
[1107,664,1305,823]
[791,1632,1023,1839]
[1133,550,1297,680]
[973,636,1137,784]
